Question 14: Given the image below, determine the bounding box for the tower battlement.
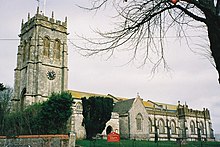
[21,8,67,36]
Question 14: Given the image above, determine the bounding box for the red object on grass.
[107,132,120,142]
[171,0,179,4]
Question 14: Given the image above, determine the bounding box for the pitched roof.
[68,90,127,102]
[68,90,105,99]
[113,98,135,115]
[145,100,177,111]
[68,89,178,111]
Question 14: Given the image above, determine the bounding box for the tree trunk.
[205,14,220,83]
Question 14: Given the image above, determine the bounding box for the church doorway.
[106,125,113,135]
[20,88,26,110]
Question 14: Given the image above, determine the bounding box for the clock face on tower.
[47,70,56,80]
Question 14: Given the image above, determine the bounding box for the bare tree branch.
[74,0,220,83]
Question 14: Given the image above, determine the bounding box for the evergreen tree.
[38,92,73,134]
[82,96,113,139]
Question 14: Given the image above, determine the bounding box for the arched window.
[43,36,50,57]
[76,102,82,109]
[170,120,176,134]
[76,102,83,112]
[199,121,204,135]
[148,117,153,133]
[136,113,143,131]
[190,121,196,135]
[54,39,60,59]
[158,119,165,134]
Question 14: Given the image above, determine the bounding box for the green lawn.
[76,139,220,147]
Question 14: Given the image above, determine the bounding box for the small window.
[136,113,143,131]
[76,102,83,112]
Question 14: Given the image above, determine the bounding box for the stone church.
[12,9,215,141]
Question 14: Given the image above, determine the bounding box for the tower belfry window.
[54,39,60,59]
[43,36,50,57]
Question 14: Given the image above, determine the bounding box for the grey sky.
[0,0,220,134]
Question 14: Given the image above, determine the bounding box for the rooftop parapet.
[20,7,67,36]
[177,104,210,119]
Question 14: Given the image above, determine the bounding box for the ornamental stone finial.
[52,11,54,19]
[65,16,67,23]
[28,13,30,21]
[37,6,39,14]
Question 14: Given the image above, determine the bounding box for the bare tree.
[75,0,220,83]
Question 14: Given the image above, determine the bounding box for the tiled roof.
[68,90,127,102]
[113,98,135,114]
[68,90,106,99]
[145,100,177,111]
[68,89,178,111]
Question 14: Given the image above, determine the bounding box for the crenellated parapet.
[177,104,210,119]
[20,7,67,36]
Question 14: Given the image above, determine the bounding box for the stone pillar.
[68,132,76,147]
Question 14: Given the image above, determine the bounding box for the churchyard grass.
[76,139,220,147]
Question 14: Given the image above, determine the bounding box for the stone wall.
[0,135,69,147]
[129,98,149,140]
[102,112,120,135]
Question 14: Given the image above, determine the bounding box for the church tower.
[13,8,68,109]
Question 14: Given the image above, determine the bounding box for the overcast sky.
[0,0,220,134]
